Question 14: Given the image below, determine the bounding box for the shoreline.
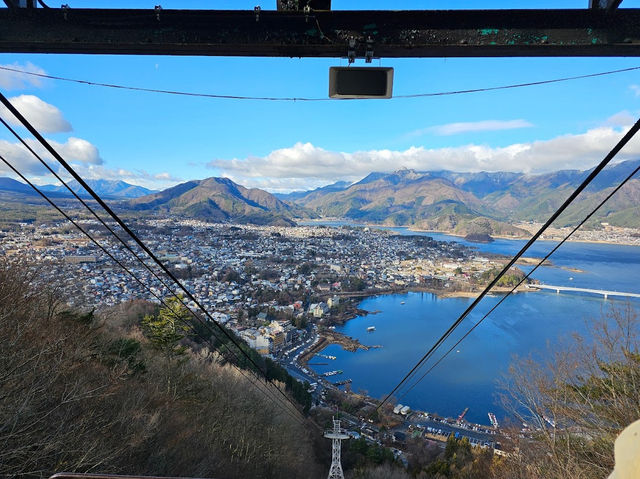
[407,284,537,298]
[295,219,637,430]
[300,287,542,428]
[307,285,538,362]
[327,284,539,305]
[301,219,640,247]
[298,329,381,366]
[407,227,640,247]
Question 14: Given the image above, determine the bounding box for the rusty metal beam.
[277,0,331,10]
[50,474,212,479]
[2,8,640,57]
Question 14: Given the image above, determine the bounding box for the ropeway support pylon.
[324,417,350,479]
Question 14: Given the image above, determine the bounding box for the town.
[0,218,527,326]
[0,217,527,454]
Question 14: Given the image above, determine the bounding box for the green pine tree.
[142,296,192,359]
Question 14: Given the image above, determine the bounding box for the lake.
[309,227,640,426]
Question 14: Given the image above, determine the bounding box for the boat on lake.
[488,412,499,428]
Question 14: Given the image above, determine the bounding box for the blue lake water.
[308,226,640,426]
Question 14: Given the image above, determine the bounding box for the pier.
[529,284,640,299]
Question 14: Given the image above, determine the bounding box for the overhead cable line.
[0,153,307,426]
[0,90,266,376]
[0,92,307,422]
[393,65,640,98]
[397,160,640,402]
[0,155,306,425]
[0,115,258,374]
[1,64,639,101]
[374,116,640,415]
[0,117,168,288]
[0,135,308,430]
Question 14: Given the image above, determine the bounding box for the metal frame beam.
[590,0,623,11]
[2,8,640,57]
[3,0,37,8]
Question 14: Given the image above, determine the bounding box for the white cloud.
[603,111,636,127]
[0,62,46,90]
[0,139,51,176]
[0,135,182,191]
[630,85,640,97]
[0,162,178,192]
[208,123,640,191]
[0,136,103,179]
[0,95,72,133]
[0,125,181,190]
[153,171,181,181]
[48,137,101,165]
[410,119,533,137]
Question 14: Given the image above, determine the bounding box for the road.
[280,329,322,386]
[275,328,501,451]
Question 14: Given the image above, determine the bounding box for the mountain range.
[0,177,41,195]
[0,178,155,199]
[40,179,155,199]
[278,159,640,234]
[1,159,638,231]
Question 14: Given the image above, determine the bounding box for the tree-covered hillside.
[0,262,323,479]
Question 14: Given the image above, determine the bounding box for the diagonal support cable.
[0,153,307,426]
[0,91,266,376]
[397,161,640,402]
[374,116,640,414]
[0,91,308,421]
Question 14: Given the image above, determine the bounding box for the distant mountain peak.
[127,175,306,226]
[393,167,417,175]
[353,168,425,187]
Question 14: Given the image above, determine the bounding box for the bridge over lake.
[529,284,640,299]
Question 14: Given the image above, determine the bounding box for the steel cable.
[1,64,638,101]
[0,94,309,423]
[0,154,308,426]
[374,116,640,414]
[396,161,640,402]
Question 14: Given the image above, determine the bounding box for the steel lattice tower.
[324,417,350,479]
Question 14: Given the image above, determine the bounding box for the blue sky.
[2,0,640,191]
